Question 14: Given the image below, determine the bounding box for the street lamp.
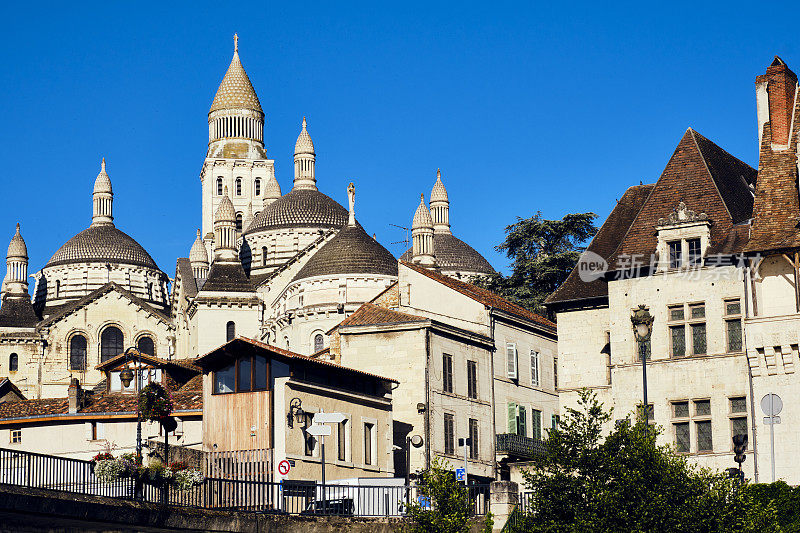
[118,346,143,500]
[631,305,654,428]
[287,397,305,428]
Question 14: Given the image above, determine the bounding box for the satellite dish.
[410,435,424,448]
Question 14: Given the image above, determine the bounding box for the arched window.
[314,334,324,353]
[217,177,224,196]
[262,246,268,266]
[235,178,242,196]
[254,179,261,196]
[100,326,124,363]
[55,280,60,298]
[226,321,236,342]
[69,335,87,371]
[235,213,243,232]
[147,282,153,300]
[9,353,18,372]
[137,336,155,356]
[284,337,290,349]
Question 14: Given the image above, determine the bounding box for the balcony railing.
[496,433,545,459]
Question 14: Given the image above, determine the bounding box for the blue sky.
[0,1,798,282]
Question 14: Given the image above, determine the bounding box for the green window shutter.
[532,409,542,441]
[507,403,517,434]
[518,405,527,437]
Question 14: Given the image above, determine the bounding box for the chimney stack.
[68,378,83,414]
[756,56,798,147]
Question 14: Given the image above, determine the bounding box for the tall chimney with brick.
[67,378,83,414]
[756,56,798,147]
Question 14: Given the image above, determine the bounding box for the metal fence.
[0,447,490,517]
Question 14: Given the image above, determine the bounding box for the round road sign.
[761,394,783,416]
[278,459,291,476]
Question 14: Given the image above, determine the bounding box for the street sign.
[764,416,781,425]
[455,468,466,482]
[305,424,332,437]
[278,459,291,476]
[761,394,783,416]
[314,412,347,424]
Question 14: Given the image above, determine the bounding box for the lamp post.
[118,346,142,500]
[631,305,654,428]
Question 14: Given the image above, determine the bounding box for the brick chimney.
[756,56,798,147]
[67,378,83,414]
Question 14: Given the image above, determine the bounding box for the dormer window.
[656,203,711,272]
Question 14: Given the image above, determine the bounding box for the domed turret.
[213,187,238,262]
[411,194,435,267]
[430,169,451,235]
[92,158,114,227]
[190,229,209,281]
[263,175,281,207]
[5,223,29,297]
[293,117,316,191]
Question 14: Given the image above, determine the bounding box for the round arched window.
[236,213,243,232]
[100,326,124,363]
[137,336,155,356]
[70,335,87,370]
[9,353,18,372]
[313,334,324,353]
[226,321,236,342]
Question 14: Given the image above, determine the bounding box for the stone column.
[489,480,519,533]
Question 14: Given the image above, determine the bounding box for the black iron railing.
[0,447,490,516]
[495,433,545,459]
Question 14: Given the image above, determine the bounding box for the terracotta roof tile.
[400,261,555,330]
[337,303,427,329]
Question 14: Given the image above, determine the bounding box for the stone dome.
[244,189,348,234]
[264,176,281,199]
[412,194,433,229]
[401,233,494,276]
[7,224,27,259]
[46,225,159,269]
[292,224,398,283]
[215,189,237,223]
[189,230,208,264]
[430,170,448,203]
[295,117,315,155]
[94,159,112,194]
[210,50,262,114]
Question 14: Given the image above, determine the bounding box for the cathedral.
[0,37,495,399]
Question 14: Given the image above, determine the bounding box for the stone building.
[328,260,558,482]
[547,56,800,484]
[0,36,497,402]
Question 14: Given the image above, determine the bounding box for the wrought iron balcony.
[496,433,545,459]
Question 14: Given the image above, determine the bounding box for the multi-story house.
[328,260,558,482]
[546,56,800,484]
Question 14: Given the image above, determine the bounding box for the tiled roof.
[545,184,654,306]
[400,233,494,275]
[245,189,348,234]
[605,129,754,269]
[401,261,555,331]
[37,283,171,329]
[0,379,26,401]
[0,391,202,421]
[176,258,199,298]
[0,296,40,328]
[200,262,254,293]
[291,225,398,282]
[179,374,203,392]
[336,303,426,329]
[46,225,160,270]
[95,351,201,373]
[195,336,398,384]
[209,51,262,113]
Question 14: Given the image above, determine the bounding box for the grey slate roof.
[401,233,494,275]
[200,262,254,293]
[176,258,199,298]
[245,189,348,234]
[46,225,160,269]
[292,225,398,283]
[0,297,40,328]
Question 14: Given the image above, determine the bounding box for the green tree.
[509,390,780,533]
[404,457,491,533]
[473,212,597,315]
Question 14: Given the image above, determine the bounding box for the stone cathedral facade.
[0,38,494,400]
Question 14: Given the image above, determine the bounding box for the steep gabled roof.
[545,184,654,306]
[0,296,40,328]
[606,129,754,269]
[0,379,26,402]
[200,262,253,293]
[401,261,555,331]
[175,257,199,298]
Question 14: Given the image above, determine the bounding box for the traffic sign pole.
[770,394,775,482]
